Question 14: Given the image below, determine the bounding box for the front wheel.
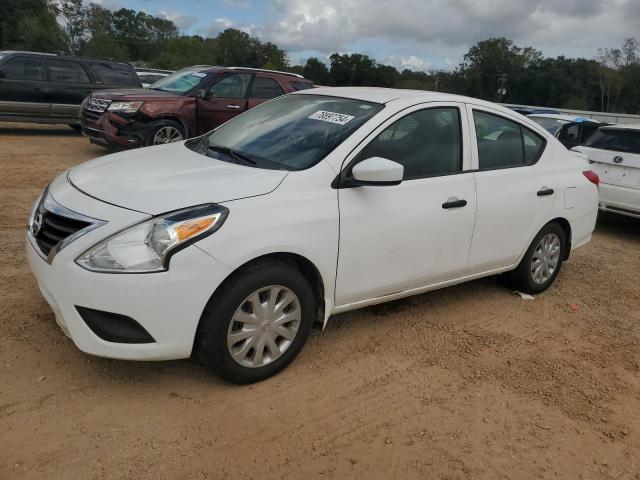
[146,120,184,146]
[196,260,316,384]
[508,223,566,294]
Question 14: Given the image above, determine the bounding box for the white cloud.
[156,9,198,31]
[88,0,123,10]
[259,0,638,67]
[382,55,431,72]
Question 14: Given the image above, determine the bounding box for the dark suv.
[0,51,141,127]
[80,66,314,148]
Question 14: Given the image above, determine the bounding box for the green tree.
[0,0,67,52]
[302,57,331,84]
[59,0,88,54]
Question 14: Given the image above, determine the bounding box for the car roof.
[529,113,599,123]
[293,86,513,109]
[135,68,173,74]
[190,65,306,79]
[0,50,133,66]
[600,124,640,131]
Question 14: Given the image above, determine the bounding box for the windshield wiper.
[206,143,257,166]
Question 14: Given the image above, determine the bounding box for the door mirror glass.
[351,157,404,186]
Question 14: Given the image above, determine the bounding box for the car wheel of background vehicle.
[68,124,81,131]
[146,120,184,146]
[508,222,566,294]
[196,259,316,384]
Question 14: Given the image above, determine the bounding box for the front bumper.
[599,182,640,219]
[26,177,232,361]
[81,111,148,149]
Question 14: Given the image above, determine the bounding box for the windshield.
[190,94,384,170]
[529,117,567,135]
[150,69,208,93]
[583,129,640,154]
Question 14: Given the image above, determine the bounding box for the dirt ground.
[0,122,639,480]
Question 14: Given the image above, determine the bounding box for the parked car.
[81,66,315,148]
[27,88,599,383]
[508,106,560,116]
[0,51,141,128]
[573,125,640,218]
[529,114,603,149]
[135,67,173,88]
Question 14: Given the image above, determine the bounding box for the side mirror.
[350,157,404,186]
[0,70,5,79]
[196,89,208,98]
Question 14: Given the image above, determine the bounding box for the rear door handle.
[442,199,467,209]
[537,188,554,197]
[225,104,240,109]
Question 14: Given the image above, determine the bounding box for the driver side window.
[360,107,462,180]
[208,74,253,99]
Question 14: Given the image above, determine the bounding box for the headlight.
[107,101,143,113]
[76,204,228,273]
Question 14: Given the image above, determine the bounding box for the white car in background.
[134,68,174,88]
[26,88,599,383]
[528,114,600,135]
[573,124,640,218]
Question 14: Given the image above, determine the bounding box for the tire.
[196,260,316,384]
[68,124,81,131]
[145,120,185,146]
[508,222,566,294]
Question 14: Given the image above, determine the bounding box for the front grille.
[82,108,102,122]
[34,209,91,256]
[85,96,111,113]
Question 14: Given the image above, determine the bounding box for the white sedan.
[573,124,640,218]
[27,88,599,383]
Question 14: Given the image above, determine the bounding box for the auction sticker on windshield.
[308,111,355,125]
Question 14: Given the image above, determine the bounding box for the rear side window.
[0,57,45,81]
[473,111,545,169]
[583,129,640,154]
[90,62,139,86]
[48,60,89,83]
[209,74,253,98]
[289,80,314,91]
[250,77,285,99]
[360,107,462,180]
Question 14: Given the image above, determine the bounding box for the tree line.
[2,0,640,114]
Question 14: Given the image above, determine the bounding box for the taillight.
[583,170,600,190]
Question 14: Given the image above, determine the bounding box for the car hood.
[92,88,182,100]
[68,142,288,214]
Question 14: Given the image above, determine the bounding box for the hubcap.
[227,286,301,368]
[153,126,183,145]
[530,233,561,285]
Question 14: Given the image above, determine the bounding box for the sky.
[91,0,640,71]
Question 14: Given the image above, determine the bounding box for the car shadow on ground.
[0,125,80,136]
[595,211,640,241]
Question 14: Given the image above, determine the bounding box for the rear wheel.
[146,120,184,146]
[508,222,566,294]
[196,260,316,384]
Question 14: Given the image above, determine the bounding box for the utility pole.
[497,73,508,102]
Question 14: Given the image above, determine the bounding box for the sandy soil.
[0,122,639,480]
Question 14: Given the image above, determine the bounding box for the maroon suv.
[80,66,313,148]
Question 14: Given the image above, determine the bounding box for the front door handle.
[537,188,555,197]
[442,199,467,209]
[225,104,240,110]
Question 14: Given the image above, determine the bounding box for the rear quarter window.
[89,62,140,87]
[289,80,314,91]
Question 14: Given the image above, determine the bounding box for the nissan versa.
[27,88,599,384]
